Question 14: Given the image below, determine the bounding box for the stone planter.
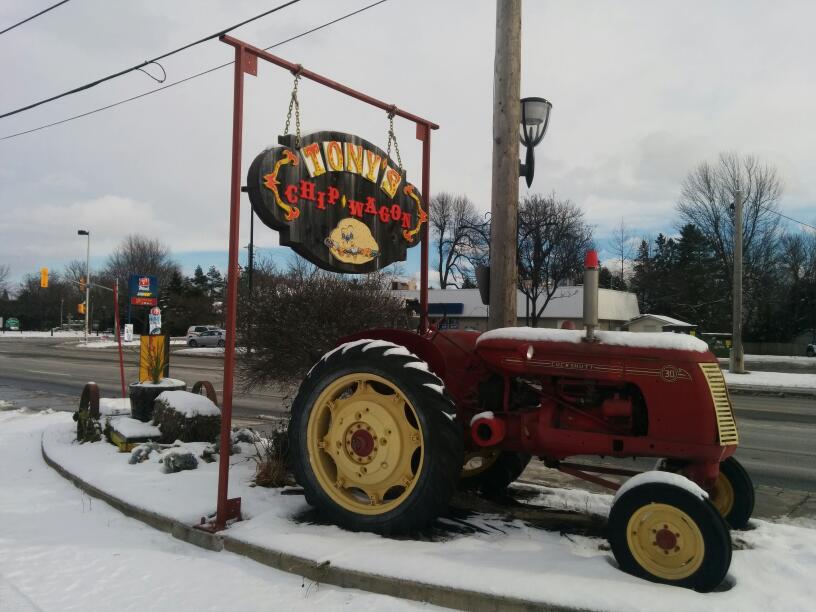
[128,379,186,422]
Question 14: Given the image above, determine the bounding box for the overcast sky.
[1,0,815,286]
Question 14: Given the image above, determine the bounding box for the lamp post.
[519,97,552,187]
[78,229,90,344]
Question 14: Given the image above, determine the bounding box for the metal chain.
[386,109,403,170]
[283,73,302,148]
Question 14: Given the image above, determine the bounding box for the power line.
[0,0,302,120]
[0,0,71,37]
[0,0,389,142]
[763,206,816,232]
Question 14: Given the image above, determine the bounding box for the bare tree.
[0,264,9,294]
[517,194,593,326]
[608,218,636,287]
[677,152,783,290]
[430,193,487,288]
[104,235,180,286]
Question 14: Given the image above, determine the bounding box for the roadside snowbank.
[40,414,816,612]
[175,347,225,357]
[724,370,816,390]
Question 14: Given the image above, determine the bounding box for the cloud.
[2,0,816,285]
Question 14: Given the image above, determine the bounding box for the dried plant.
[143,339,166,384]
[250,427,291,488]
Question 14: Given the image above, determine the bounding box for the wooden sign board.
[246,131,426,273]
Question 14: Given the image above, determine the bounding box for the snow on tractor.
[288,251,752,592]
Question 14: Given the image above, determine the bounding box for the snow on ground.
[0,330,86,338]
[99,397,130,416]
[78,337,187,348]
[0,411,441,612]
[36,413,816,612]
[738,354,814,363]
[724,370,816,389]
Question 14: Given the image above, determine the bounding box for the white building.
[394,287,640,332]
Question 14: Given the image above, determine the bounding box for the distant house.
[393,287,640,332]
[622,314,697,334]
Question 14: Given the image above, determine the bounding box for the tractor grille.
[698,363,739,445]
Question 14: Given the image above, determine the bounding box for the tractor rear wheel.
[608,480,731,592]
[709,457,754,529]
[289,340,463,535]
[460,450,531,496]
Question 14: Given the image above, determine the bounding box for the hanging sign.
[246,132,426,273]
[129,274,158,306]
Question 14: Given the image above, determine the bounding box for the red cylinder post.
[113,282,126,398]
[215,44,247,530]
[419,125,431,334]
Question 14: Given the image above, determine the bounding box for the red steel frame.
[209,35,439,530]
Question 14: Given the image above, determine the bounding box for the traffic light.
[79,276,86,292]
[40,267,48,288]
[77,303,86,315]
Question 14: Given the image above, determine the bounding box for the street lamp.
[78,229,90,344]
[519,97,552,187]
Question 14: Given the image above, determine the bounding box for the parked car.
[185,325,218,341]
[187,329,225,348]
[807,343,815,357]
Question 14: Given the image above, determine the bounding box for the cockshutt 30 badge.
[247,131,426,273]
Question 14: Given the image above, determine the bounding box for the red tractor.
[288,252,752,592]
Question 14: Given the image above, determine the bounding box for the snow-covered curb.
[40,416,816,612]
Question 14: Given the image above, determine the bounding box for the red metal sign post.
[210,35,438,530]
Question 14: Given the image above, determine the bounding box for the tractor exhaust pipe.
[583,250,599,342]
[470,413,506,447]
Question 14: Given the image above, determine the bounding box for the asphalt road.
[1,337,814,493]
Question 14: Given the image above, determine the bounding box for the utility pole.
[78,229,91,344]
[730,190,745,373]
[488,0,522,330]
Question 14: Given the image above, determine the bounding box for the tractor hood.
[475,326,714,367]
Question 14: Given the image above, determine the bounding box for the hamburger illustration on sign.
[246,131,426,273]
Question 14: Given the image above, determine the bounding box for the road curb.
[41,437,586,612]
[728,385,816,398]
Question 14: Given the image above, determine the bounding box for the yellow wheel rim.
[461,449,500,478]
[306,373,424,515]
[625,503,705,580]
[710,472,735,518]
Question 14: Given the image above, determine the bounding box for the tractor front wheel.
[709,457,754,529]
[460,450,531,496]
[289,340,463,535]
[608,480,731,592]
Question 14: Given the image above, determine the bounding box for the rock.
[129,442,160,464]
[161,448,198,473]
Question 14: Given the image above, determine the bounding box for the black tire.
[460,450,531,496]
[608,481,731,592]
[188,339,198,347]
[289,340,463,535]
[711,457,754,529]
[217,339,225,348]
[807,347,815,357]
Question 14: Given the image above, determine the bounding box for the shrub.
[152,391,220,443]
[237,260,409,389]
